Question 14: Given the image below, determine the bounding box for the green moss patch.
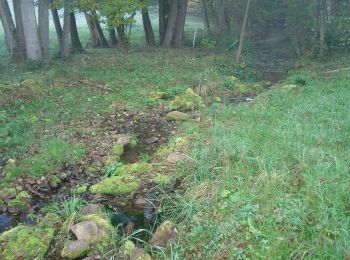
[115,162,153,175]
[90,175,141,195]
[169,88,204,111]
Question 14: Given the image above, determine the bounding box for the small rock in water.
[167,152,187,163]
[0,214,12,232]
[61,240,90,259]
[145,136,159,144]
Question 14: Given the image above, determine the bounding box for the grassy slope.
[169,70,350,259]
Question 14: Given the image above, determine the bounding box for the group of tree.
[0,0,190,62]
[1,0,350,63]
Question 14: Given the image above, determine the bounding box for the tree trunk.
[162,0,179,47]
[61,0,71,57]
[201,0,210,32]
[51,8,63,52]
[12,0,26,59]
[159,0,170,45]
[116,25,129,50]
[172,0,188,48]
[0,0,20,61]
[20,0,42,60]
[109,29,118,47]
[38,0,50,60]
[235,0,251,64]
[142,8,155,46]
[319,0,326,57]
[70,12,83,53]
[92,11,109,48]
[162,0,188,48]
[85,12,99,47]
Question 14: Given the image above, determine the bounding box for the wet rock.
[0,200,7,213]
[124,221,135,236]
[149,221,178,248]
[90,175,141,195]
[37,177,50,192]
[61,240,90,259]
[59,172,68,180]
[113,144,124,157]
[39,213,62,229]
[134,197,147,208]
[70,220,109,243]
[79,204,103,216]
[145,136,159,144]
[0,214,12,232]
[7,191,32,214]
[169,88,204,111]
[0,188,17,202]
[166,111,189,122]
[167,152,187,163]
[116,135,131,146]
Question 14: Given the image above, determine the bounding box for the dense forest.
[0,0,349,259]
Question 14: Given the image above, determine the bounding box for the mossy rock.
[169,88,204,111]
[149,91,168,101]
[113,144,124,157]
[39,213,62,229]
[235,83,249,95]
[166,111,189,121]
[115,163,153,175]
[0,187,17,202]
[0,224,56,260]
[61,240,90,259]
[7,191,32,211]
[76,185,88,194]
[153,174,171,185]
[90,175,141,195]
[86,167,98,175]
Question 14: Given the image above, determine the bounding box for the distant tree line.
[0,0,349,62]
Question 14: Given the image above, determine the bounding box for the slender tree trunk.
[85,13,99,47]
[235,0,251,64]
[201,0,210,32]
[70,12,83,53]
[12,0,26,59]
[38,0,50,60]
[61,0,71,57]
[51,8,63,52]
[162,0,179,47]
[159,0,170,45]
[20,0,42,60]
[92,11,109,48]
[0,0,20,61]
[116,25,129,50]
[142,8,155,46]
[319,0,326,57]
[109,29,118,47]
[173,0,188,48]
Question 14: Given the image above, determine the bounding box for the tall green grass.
[165,71,350,259]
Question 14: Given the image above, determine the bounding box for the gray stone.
[166,152,187,163]
[79,204,103,216]
[61,240,90,259]
[165,111,189,122]
[70,221,108,243]
[116,135,131,146]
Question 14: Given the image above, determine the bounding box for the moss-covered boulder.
[48,175,61,188]
[113,144,124,158]
[7,191,32,214]
[115,162,153,176]
[166,111,189,121]
[149,91,168,101]
[90,175,141,195]
[169,88,204,111]
[0,219,57,260]
[153,174,171,185]
[149,220,178,248]
[61,240,90,259]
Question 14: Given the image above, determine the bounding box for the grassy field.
[165,69,350,259]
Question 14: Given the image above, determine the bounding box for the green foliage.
[287,71,312,85]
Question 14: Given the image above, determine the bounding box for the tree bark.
[51,8,63,52]
[109,29,118,47]
[235,0,251,64]
[12,0,26,59]
[173,0,188,48]
[159,0,170,45]
[142,8,155,46]
[116,25,129,50]
[61,0,71,57]
[38,0,50,60]
[20,0,43,60]
[85,12,99,47]
[70,12,83,53]
[91,11,109,48]
[162,0,179,47]
[0,0,20,61]
[319,0,326,57]
[201,0,210,32]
